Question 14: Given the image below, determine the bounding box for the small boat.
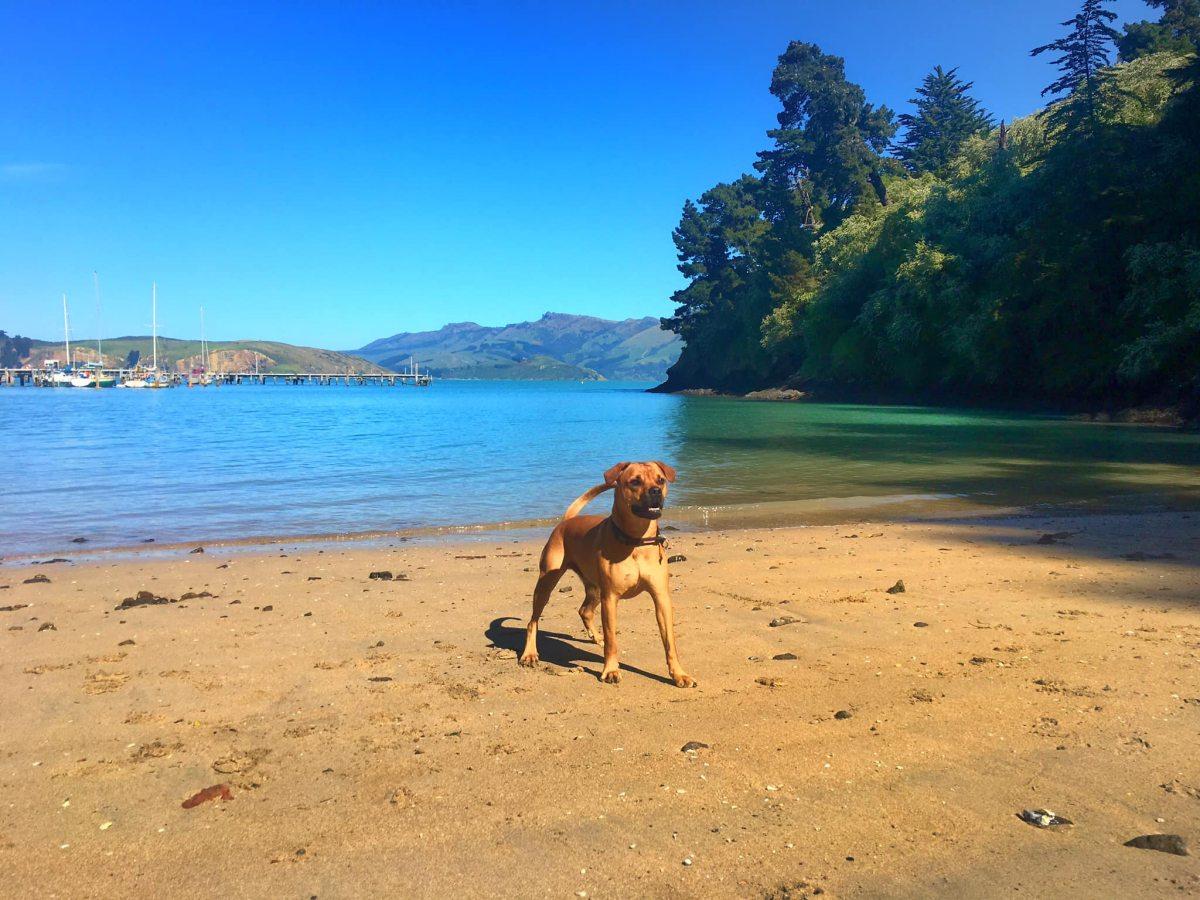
[120,370,169,389]
[71,364,116,388]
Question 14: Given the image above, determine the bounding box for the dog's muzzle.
[633,489,665,519]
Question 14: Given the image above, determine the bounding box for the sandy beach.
[1,511,1198,898]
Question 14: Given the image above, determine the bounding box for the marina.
[0,367,433,387]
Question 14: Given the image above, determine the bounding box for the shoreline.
[654,384,1199,428]
[8,488,1200,567]
[1,508,1197,896]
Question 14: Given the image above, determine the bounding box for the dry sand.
[1,511,1198,898]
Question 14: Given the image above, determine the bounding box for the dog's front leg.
[648,579,696,688]
[599,593,621,683]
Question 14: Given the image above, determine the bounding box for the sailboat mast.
[93,272,103,364]
[62,294,71,368]
[200,306,206,370]
[151,282,158,371]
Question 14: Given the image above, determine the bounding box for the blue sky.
[1,0,1151,349]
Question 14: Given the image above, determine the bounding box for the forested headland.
[656,0,1200,418]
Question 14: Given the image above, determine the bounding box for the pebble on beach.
[1124,834,1189,856]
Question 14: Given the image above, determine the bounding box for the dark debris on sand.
[116,591,178,611]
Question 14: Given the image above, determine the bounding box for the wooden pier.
[0,368,432,387]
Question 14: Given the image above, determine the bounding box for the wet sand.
[1,511,1198,898]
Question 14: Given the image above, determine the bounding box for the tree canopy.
[658,0,1200,416]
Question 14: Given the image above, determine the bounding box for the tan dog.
[519,461,695,687]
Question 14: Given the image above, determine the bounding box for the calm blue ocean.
[3,380,1199,557]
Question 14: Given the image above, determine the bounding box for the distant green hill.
[355,312,681,381]
[16,335,386,375]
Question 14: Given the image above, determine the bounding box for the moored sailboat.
[119,282,173,389]
[47,295,75,386]
[70,274,117,387]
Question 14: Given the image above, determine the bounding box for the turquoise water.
[3,380,1198,557]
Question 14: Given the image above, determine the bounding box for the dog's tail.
[563,483,611,520]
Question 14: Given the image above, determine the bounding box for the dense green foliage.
[1120,0,1200,59]
[659,0,1200,412]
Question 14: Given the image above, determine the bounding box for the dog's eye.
[656,477,665,485]
[629,477,643,487]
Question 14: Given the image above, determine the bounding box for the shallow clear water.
[3,380,1198,556]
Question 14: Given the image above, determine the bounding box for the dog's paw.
[518,652,539,668]
[582,627,599,644]
[600,667,621,684]
[672,672,697,688]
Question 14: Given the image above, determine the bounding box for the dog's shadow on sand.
[485,617,674,687]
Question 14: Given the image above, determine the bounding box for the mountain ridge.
[355,312,680,381]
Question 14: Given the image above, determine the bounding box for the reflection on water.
[3,381,1198,556]
[663,399,1200,511]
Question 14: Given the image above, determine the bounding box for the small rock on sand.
[369,571,395,581]
[885,580,905,594]
[1036,532,1074,545]
[38,622,56,632]
[115,591,176,611]
[189,547,205,554]
[23,574,51,585]
[1124,834,1189,856]
[769,616,802,628]
[681,741,709,753]
[833,710,853,720]
[668,555,687,563]
[773,652,798,660]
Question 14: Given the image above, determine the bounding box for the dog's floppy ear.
[653,461,677,483]
[604,462,631,486]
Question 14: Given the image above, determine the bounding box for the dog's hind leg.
[520,567,564,667]
[578,582,600,643]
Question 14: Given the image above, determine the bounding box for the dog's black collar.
[609,519,666,547]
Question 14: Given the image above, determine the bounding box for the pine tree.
[1031,0,1121,133]
[893,66,995,174]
